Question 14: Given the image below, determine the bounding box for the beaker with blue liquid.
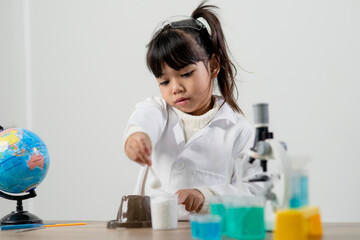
[189,214,222,240]
[289,156,310,208]
[289,169,309,208]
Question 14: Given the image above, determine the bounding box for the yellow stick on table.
[45,223,87,227]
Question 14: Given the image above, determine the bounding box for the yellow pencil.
[45,223,87,227]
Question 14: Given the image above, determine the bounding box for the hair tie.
[196,17,212,36]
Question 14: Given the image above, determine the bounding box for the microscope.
[246,104,323,239]
[247,103,291,231]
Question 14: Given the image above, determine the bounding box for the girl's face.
[157,61,216,116]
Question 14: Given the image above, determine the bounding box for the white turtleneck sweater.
[172,100,218,143]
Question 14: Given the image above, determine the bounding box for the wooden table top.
[0,221,359,240]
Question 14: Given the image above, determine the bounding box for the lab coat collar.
[169,105,206,148]
[208,96,237,126]
[172,120,185,147]
[169,108,186,148]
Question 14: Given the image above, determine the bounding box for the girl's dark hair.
[146,1,241,113]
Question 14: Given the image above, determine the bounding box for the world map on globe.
[0,128,49,194]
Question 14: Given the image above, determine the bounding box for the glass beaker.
[209,195,227,235]
[225,195,265,240]
[189,214,221,240]
[289,169,309,208]
[289,155,310,208]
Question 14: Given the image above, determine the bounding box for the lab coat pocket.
[193,169,226,188]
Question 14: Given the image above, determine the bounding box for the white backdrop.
[1,0,359,222]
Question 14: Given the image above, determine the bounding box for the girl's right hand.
[125,132,152,166]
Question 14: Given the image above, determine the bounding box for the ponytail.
[192,2,242,114]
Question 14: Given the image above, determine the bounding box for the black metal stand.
[0,189,43,225]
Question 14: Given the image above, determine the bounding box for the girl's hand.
[176,189,204,213]
[125,132,152,166]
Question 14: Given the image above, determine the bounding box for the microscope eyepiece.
[249,103,272,171]
[253,103,269,126]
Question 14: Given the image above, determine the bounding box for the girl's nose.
[172,80,185,94]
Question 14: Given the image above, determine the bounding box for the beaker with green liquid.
[209,195,227,235]
[225,195,265,240]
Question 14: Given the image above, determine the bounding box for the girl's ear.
[209,54,220,79]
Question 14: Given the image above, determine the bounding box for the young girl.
[124,2,262,218]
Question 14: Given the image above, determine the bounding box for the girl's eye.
[160,80,169,86]
[181,70,194,78]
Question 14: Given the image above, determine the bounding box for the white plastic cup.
[150,194,178,230]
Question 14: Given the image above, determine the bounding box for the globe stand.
[0,189,43,225]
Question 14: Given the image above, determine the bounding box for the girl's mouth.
[176,98,189,106]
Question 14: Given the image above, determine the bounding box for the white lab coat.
[127,96,263,218]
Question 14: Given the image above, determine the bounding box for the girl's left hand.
[176,189,204,213]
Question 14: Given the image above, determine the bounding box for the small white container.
[150,194,178,230]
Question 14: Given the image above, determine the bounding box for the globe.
[0,128,50,194]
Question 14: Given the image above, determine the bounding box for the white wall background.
[1,0,359,222]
